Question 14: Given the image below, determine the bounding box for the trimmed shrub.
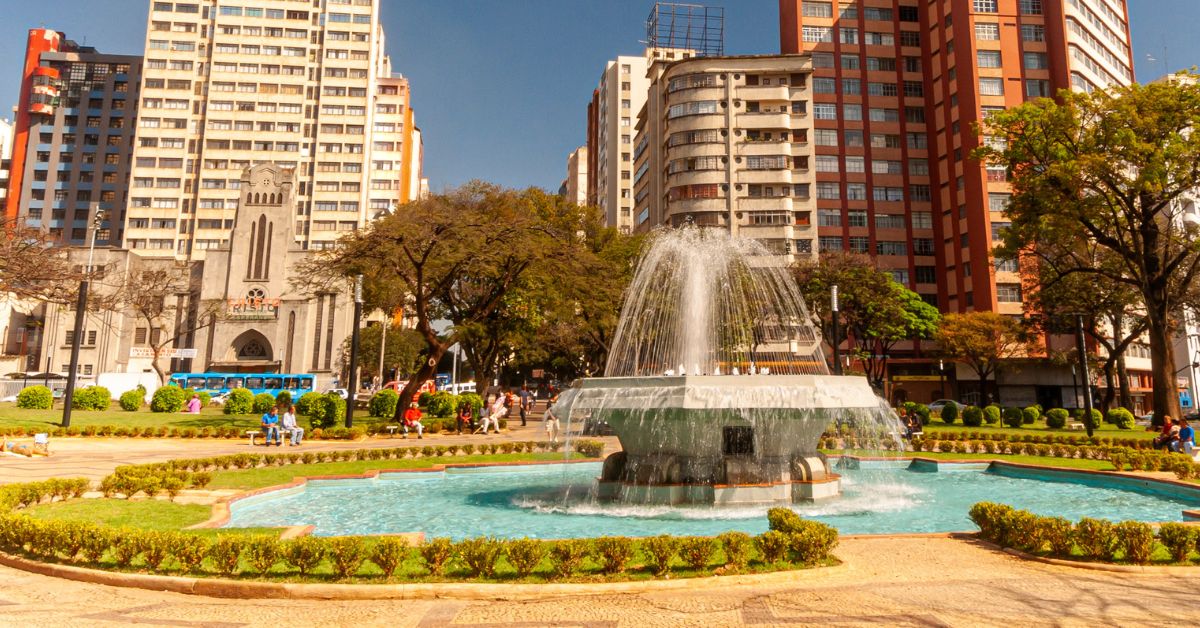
[767,507,805,534]
[678,536,716,571]
[274,391,292,409]
[961,406,983,427]
[505,538,546,578]
[311,392,345,429]
[456,536,503,577]
[573,440,605,458]
[1002,406,1023,428]
[458,392,484,415]
[718,531,753,570]
[983,405,1002,425]
[369,389,399,418]
[182,388,211,407]
[168,533,209,573]
[940,402,959,425]
[968,502,1014,542]
[418,537,454,575]
[119,387,144,411]
[1045,408,1069,429]
[296,391,325,417]
[1107,408,1135,430]
[1114,520,1154,564]
[591,536,634,574]
[283,536,325,575]
[1078,408,1103,430]
[16,385,53,410]
[209,536,245,576]
[902,402,931,426]
[1074,518,1116,561]
[150,386,187,413]
[1157,522,1197,563]
[755,530,790,564]
[548,539,589,579]
[327,536,367,578]
[426,391,458,418]
[371,537,409,577]
[789,520,839,564]
[1039,516,1075,557]
[246,537,281,574]
[223,388,254,415]
[641,535,679,575]
[1022,406,1040,425]
[251,392,277,415]
[72,386,111,411]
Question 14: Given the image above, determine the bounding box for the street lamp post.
[830,284,842,375]
[62,209,105,428]
[345,275,364,428]
[377,319,387,388]
[939,359,946,399]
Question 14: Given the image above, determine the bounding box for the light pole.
[62,209,105,428]
[377,319,387,387]
[830,284,842,375]
[345,275,364,428]
[938,359,946,399]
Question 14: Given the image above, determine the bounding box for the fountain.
[553,228,898,505]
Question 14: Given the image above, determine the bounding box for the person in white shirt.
[475,394,506,435]
[281,404,303,446]
[544,396,560,443]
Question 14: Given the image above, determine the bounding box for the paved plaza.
[1,535,1197,626]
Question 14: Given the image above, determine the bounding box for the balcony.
[737,169,793,186]
[737,140,792,157]
[738,85,791,102]
[666,169,726,186]
[668,197,727,213]
[736,112,790,129]
[738,197,793,212]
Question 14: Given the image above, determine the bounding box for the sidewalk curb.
[0,551,842,600]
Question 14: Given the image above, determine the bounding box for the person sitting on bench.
[402,402,424,439]
[261,407,282,446]
[281,404,303,446]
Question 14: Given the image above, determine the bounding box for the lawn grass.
[207,452,584,490]
[826,449,1115,471]
[0,403,407,432]
[21,499,286,538]
[921,421,1156,441]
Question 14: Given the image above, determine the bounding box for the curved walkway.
[2,536,1198,626]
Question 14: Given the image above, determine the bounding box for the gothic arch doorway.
[230,330,273,363]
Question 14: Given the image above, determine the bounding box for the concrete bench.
[385,424,401,438]
[246,428,295,446]
[1068,422,1086,431]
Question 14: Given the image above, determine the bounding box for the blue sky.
[1,1,1196,191]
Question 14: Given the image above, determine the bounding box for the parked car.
[928,399,965,414]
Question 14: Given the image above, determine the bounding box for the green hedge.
[251,393,277,415]
[150,386,187,413]
[0,487,838,582]
[72,386,112,411]
[369,389,399,418]
[1045,408,1069,429]
[940,403,959,425]
[960,406,983,427]
[119,387,145,412]
[1107,408,1135,430]
[223,388,254,415]
[969,501,1197,565]
[16,386,53,410]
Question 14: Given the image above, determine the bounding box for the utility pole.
[345,275,364,428]
[62,209,105,428]
[377,319,387,387]
[1075,314,1095,437]
[830,284,842,375]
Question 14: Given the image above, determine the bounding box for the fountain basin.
[559,374,884,505]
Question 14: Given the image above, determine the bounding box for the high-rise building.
[564,146,588,206]
[778,0,1135,406]
[589,55,651,233]
[0,118,13,211]
[4,29,141,245]
[631,54,818,263]
[126,0,421,258]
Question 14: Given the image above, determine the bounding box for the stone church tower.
[193,163,352,384]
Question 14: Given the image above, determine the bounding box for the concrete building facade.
[125,0,421,258]
[564,146,588,206]
[4,29,141,245]
[589,55,650,232]
[632,54,818,263]
[777,0,1136,406]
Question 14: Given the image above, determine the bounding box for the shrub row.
[0,417,521,440]
[825,428,1155,451]
[0,478,90,513]
[0,507,837,582]
[969,502,1200,565]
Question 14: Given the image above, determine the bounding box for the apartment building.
[587,55,650,232]
[0,118,12,212]
[564,146,588,206]
[632,54,818,263]
[4,29,141,245]
[778,0,1135,406]
[126,0,421,258]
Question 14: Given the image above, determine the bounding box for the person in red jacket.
[402,402,424,439]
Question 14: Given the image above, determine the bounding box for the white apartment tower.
[126,0,421,258]
[588,55,649,233]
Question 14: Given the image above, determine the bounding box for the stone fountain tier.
[561,374,882,505]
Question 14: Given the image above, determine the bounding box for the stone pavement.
[0,422,620,484]
[1,536,1198,626]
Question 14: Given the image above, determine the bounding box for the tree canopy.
[980,74,1200,421]
[935,311,1032,405]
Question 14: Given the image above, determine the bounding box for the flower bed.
[969,501,1200,565]
[0,419,511,440]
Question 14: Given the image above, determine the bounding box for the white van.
[444,382,477,395]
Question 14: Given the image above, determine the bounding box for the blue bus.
[168,373,315,397]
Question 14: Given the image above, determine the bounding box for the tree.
[793,252,941,389]
[297,181,566,415]
[107,261,222,385]
[980,76,1200,423]
[0,217,84,303]
[340,324,425,384]
[936,311,1032,405]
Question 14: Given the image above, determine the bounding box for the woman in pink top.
[186,394,201,414]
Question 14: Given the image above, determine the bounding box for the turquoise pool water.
[224,461,1200,538]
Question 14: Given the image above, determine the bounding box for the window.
[899,31,920,47]
[817,182,840,200]
[814,129,839,146]
[803,26,833,43]
[840,28,858,44]
[988,193,1011,212]
[865,32,894,46]
[802,1,832,17]
[847,183,867,200]
[816,155,840,172]
[866,57,896,71]
[849,237,870,253]
[813,78,836,93]
[996,283,1023,302]
[915,266,937,283]
[847,210,868,227]
[877,241,907,256]
[974,0,998,12]
[1024,52,1048,70]
[977,50,1002,68]
[1019,0,1043,15]
[864,7,892,21]
[868,82,897,97]
[814,103,837,120]
[912,211,933,229]
[819,237,843,252]
[1021,24,1045,42]
[841,55,860,70]
[903,81,924,97]
[995,257,1019,273]
[975,23,1000,40]
[979,77,1004,95]
[845,156,865,172]
[991,221,1011,241]
[842,79,861,95]
[875,214,905,229]
[1025,79,1051,97]
[818,209,841,227]
[870,108,899,122]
